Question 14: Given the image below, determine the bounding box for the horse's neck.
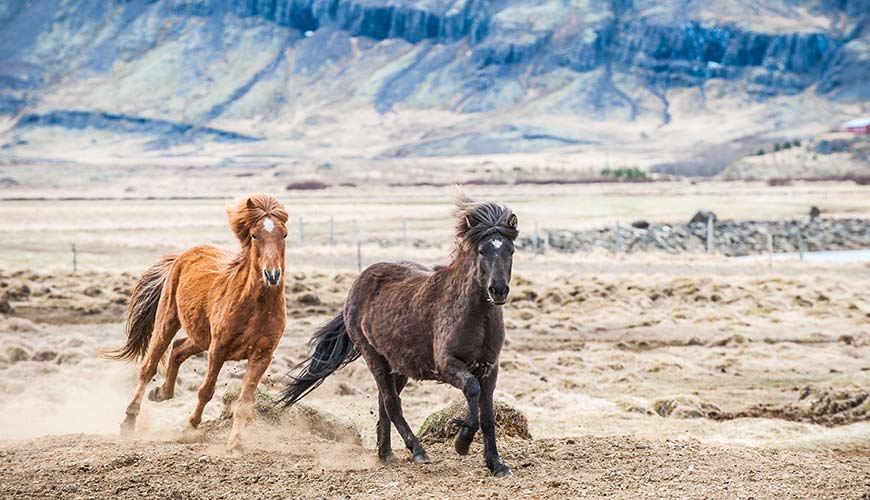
[439,253,486,308]
[224,255,284,304]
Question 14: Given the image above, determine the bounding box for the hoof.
[490,463,513,478]
[379,452,400,465]
[119,419,135,436]
[412,451,431,464]
[147,387,163,402]
[454,432,473,456]
[227,444,245,457]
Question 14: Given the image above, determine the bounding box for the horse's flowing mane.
[227,193,289,243]
[222,194,288,274]
[453,188,518,252]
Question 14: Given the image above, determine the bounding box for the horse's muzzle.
[487,283,510,305]
[263,268,282,286]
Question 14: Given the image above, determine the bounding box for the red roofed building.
[843,117,870,135]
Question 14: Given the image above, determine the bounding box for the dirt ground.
[0,263,868,499]
[1,181,869,499]
[2,433,867,500]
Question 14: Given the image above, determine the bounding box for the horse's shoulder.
[176,245,227,267]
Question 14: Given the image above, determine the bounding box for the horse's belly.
[364,325,437,380]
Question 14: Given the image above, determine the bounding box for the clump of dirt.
[417,400,532,444]
[727,385,869,426]
[652,397,724,419]
[208,383,361,444]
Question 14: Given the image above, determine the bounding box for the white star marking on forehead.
[263,218,275,233]
[490,239,503,249]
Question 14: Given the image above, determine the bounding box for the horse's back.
[345,260,438,379]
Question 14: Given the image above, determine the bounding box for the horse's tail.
[100,254,177,362]
[279,312,360,407]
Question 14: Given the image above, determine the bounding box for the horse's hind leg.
[369,359,429,463]
[377,374,407,463]
[148,337,202,402]
[120,306,180,434]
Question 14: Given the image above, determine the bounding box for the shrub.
[285,180,329,190]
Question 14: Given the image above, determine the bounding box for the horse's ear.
[508,213,518,228]
[246,198,256,209]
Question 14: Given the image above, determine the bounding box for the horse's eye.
[283,233,287,239]
[251,234,257,240]
[478,248,485,255]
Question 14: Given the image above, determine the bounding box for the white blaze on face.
[263,217,275,233]
[490,239,503,249]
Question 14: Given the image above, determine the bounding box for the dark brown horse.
[281,192,518,477]
[103,194,289,452]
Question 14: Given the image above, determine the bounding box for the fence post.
[706,216,714,253]
[356,241,362,273]
[534,221,540,254]
[298,217,304,246]
[329,216,334,245]
[797,227,805,261]
[402,221,408,247]
[615,222,622,255]
[767,232,773,267]
[72,243,77,273]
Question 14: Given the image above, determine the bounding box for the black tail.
[100,254,176,361]
[279,312,360,407]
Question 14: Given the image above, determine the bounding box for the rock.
[5,284,30,300]
[0,298,12,315]
[809,206,821,219]
[296,293,321,306]
[652,397,723,419]
[631,220,650,229]
[418,400,532,444]
[82,286,102,297]
[217,383,361,444]
[6,345,32,363]
[689,211,717,225]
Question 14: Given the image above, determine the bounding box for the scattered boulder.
[82,286,102,297]
[809,206,821,219]
[652,397,723,419]
[5,284,30,300]
[418,400,532,444]
[0,298,12,315]
[689,211,717,225]
[6,345,32,363]
[296,293,321,306]
[216,383,361,444]
[631,220,650,229]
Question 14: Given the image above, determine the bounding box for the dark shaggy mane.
[453,189,518,251]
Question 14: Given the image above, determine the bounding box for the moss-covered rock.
[217,383,361,444]
[418,400,531,444]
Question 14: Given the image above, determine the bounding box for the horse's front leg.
[227,346,273,453]
[479,365,512,477]
[438,356,481,456]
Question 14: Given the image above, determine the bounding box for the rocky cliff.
[0,0,868,170]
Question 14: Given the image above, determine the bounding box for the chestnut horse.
[281,192,518,477]
[104,194,289,451]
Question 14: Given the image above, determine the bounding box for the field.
[1,177,869,499]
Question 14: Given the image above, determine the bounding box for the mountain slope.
[0,0,868,174]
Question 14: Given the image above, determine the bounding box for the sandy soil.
[2,434,867,500]
[0,264,868,499]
